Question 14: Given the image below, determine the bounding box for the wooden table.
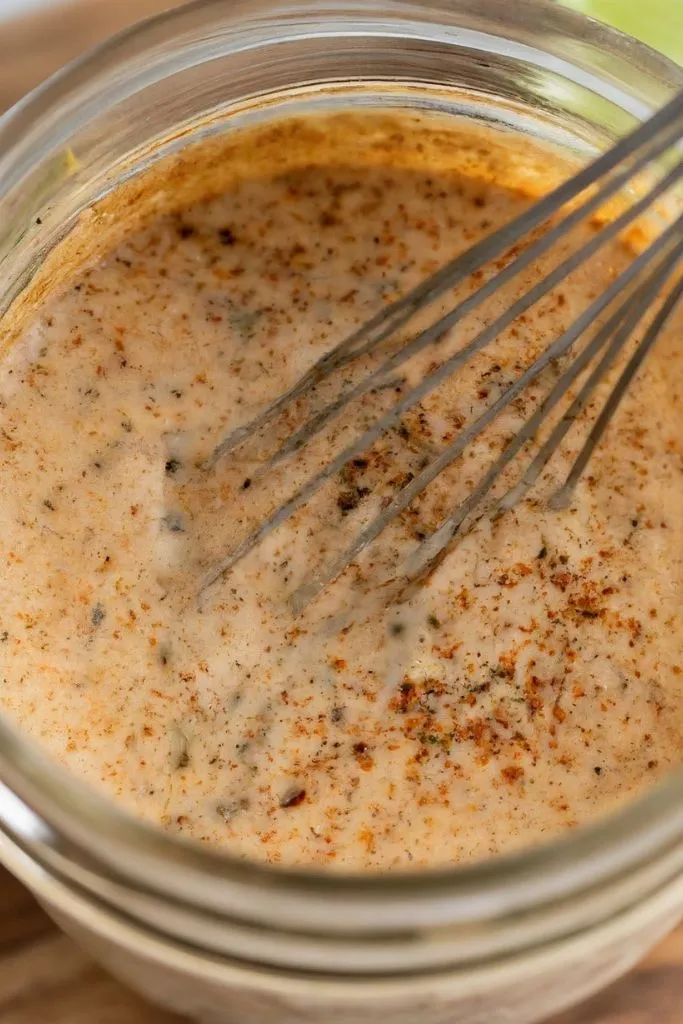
[0,2,681,1021]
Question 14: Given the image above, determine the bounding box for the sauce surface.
[1,111,682,870]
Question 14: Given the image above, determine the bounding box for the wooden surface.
[0,1,682,1021]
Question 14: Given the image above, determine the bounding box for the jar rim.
[1,0,682,938]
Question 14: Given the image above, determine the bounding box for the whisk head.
[182,92,683,612]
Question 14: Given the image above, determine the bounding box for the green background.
[562,0,683,65]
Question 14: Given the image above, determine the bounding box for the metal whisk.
[200,91,683,608]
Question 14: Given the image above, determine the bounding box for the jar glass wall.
[0,2,682,1022]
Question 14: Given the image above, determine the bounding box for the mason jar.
[0,2,682,1022]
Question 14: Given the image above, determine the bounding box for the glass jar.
[0,2,682,1022]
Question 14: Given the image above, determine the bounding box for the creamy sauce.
[1,111,682,870]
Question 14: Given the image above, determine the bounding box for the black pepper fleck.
[217,797,250,822]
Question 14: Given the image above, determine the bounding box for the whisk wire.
[551,272,683,509]
[401,235,683,589]
[205,92,683,470]
[417,246,681,561]
[197,93,683,606]
[507,241,683,513]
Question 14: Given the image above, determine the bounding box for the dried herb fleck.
[171,726,191,770]
[161,511,185,533]
[337,486,370,514]
[217,797,250,822]
[229,308,263,339]
[91,603,106,627]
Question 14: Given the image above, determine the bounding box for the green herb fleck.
[229,308,263,339]
[217,797,250,822]
[161,512,185,533]
[91,604,106,627]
